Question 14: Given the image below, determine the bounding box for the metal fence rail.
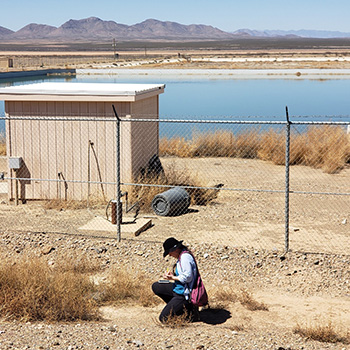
[0,111,349,254]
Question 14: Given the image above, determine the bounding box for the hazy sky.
[1,0,350,33]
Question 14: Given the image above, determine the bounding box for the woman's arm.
[164,253,196,283]
[176,253,195,284]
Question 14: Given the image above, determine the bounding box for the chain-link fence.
[0,55,119,71]
[0,111,349,255]
[0,54,171,72]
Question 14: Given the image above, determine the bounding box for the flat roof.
[0,82,165,102]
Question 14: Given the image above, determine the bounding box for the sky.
[1,0,350,33]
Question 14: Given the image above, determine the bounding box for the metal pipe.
[110,199,122,225]
[87,140,92,207]
[284,106,291,253]
[111,200,117,225]
[14,169,18,206]
[112,105,121,242]
[58,172,62,200]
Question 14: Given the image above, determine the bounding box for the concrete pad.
[78,216,152,237]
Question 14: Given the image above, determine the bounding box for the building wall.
[130,96,159,178]
[5,98,159,201]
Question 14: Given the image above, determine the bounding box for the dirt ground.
[0,53,350,347]
[0,154,350,348]
[1,156,349,254]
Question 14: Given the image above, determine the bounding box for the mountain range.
[1,17,350,41]
[0,17,235,41]
[233,28,350,38]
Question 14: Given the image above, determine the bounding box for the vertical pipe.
[284,106,291,253]
[111,200,117,225]
[87,140,92,208]
[58,172,61,200]
[112,105,121,242]
[14,170,18,206]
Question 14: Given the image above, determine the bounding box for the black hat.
[163,237,183,258]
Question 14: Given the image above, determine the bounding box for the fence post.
[112,105,121,243]
[284,106,291,253]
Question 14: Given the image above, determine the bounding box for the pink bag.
[180,251,208,307]
[190,272,208,307]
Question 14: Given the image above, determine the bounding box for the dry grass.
[293,321,349,344]
[303,125,350,173]
[237,289,268,311]
[127,162,221,211]
[156,309,192,328]
[94,267,159,307]
[160,126,350,174]
[209,286,268,311]
[0,257,160,322]
[56,255,101,274]
[0,257,99,321]
[160,130,260,159]
[43,195,107,210]
[0,132,5,156]
[210,286,238,304]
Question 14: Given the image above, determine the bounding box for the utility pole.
[113,39,117,59]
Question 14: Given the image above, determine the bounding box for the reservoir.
[1,70,350,137]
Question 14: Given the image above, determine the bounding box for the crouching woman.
[152,237,198,322]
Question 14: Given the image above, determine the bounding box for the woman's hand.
[164,270,173,280]
[163,270,179,281]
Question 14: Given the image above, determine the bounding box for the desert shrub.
[0,257,161,321]
[0,257,99,321]
[0,132,5,156]
[159,136,195,157]
[156,309,191,328]
[209,286,268,311]
[127,162,220,211]
[56,255,101,274]
[210,285,238,304]
[159,126,350,174]
[43,194,107,210]
[233,131,261,159]
[257,129,286,165]
[96,267,158,307]
[237,289,268,311]
[294,321,349,344]
[160,130,260,158]
[303,125,350,174]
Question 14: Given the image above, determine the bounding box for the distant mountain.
[0,17,235,41]
[232,29,270,37]
[12,23,57,39]
[48,17,129,39]
[1,18,350,41]
[132,19,232,39]
[267,29,350,38]
[0,26,14,38]
[233,28,350,38]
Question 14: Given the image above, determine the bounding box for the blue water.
[1,74,350,137]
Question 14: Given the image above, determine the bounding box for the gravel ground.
[0,230,349,350]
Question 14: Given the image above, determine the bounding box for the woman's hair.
[179,243,190,253]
